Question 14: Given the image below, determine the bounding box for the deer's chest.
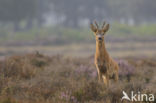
[95,58,108,71]
[95,56,107,65]
[95,59,106,66]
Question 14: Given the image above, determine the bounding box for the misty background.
[0,0,156,57]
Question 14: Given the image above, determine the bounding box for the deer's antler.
[102,21,106,29]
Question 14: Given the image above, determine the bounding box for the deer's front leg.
[102,74,109,86]
[96,65,102,82]
[100,64,109,86]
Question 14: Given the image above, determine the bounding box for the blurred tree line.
[0,0,156,31]
[0,0,48,31]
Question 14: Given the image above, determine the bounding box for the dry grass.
[0,53,156,103]
[0,40,156,58]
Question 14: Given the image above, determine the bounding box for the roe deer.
[90,21,119,86]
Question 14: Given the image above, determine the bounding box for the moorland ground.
[0,52,156,103]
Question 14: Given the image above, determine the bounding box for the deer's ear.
[90,23,97,32]
[103,24,109,32]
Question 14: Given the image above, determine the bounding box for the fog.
[0,0,156,30]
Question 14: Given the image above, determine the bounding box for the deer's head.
[90,21,109,42]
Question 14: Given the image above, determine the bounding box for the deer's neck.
[96,40,108,58]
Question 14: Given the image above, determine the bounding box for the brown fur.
[90,21,119,86]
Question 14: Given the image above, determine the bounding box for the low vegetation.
[0,53,156,103]
[0,24,156,46]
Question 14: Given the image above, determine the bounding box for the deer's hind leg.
[114,72,119,82]
[114,66,119,82]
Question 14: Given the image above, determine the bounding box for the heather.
[0,53,155,103]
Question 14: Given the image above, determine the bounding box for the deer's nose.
[98,37,102,40]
